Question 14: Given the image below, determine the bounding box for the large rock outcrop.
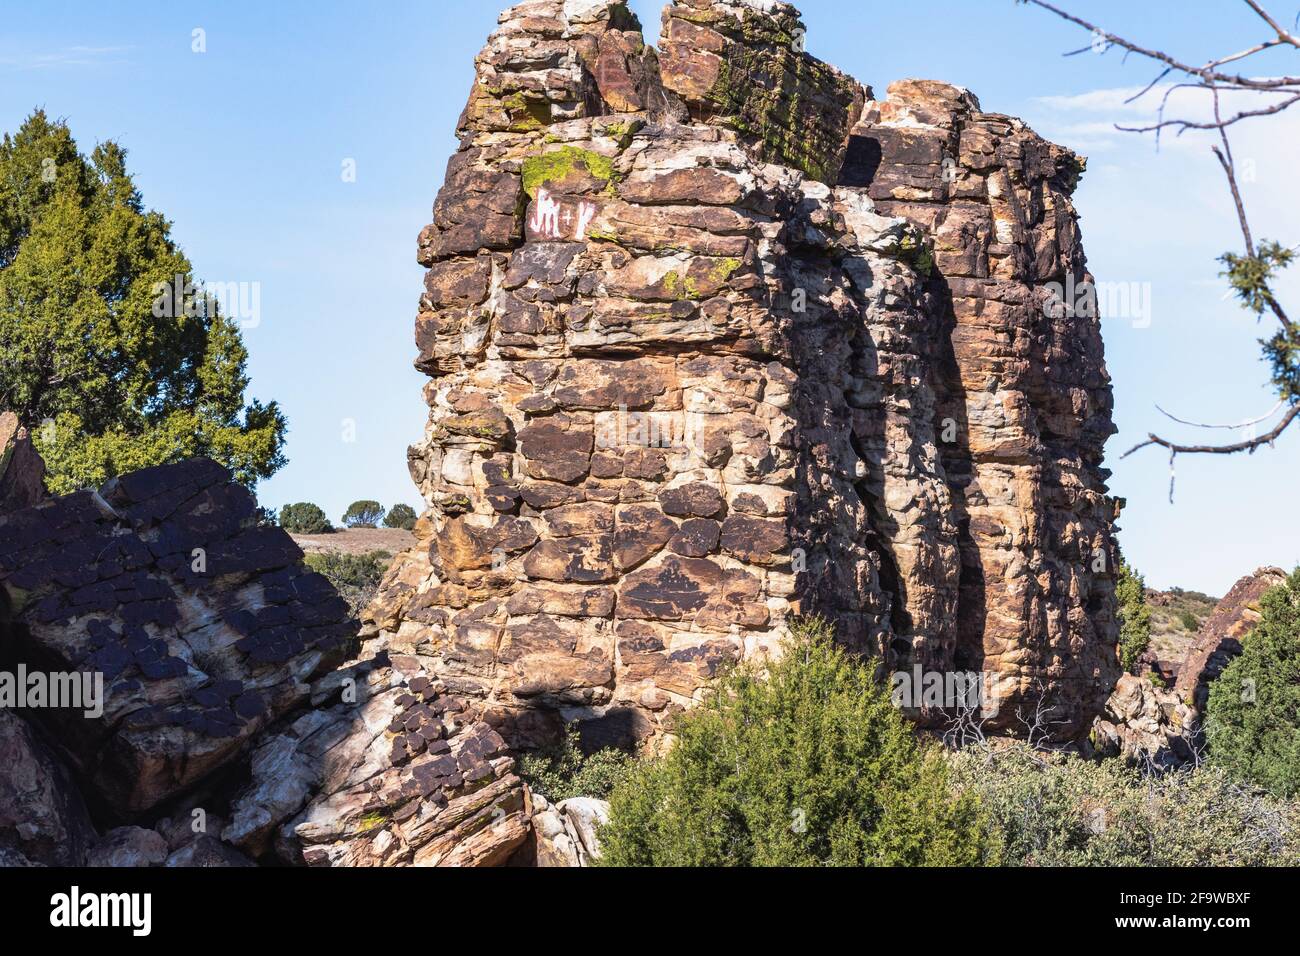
[0,458,529,867]
[1175,567,1286,713]
[367,0,1119,751]
[0,459,356,815]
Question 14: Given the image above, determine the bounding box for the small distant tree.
[1205,568,1300,798]
[280,502,332,534]
[1116,561,1151,673]
[384,502,418,530]
[342,499,385,529]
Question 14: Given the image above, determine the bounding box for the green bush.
[384,503,418,530]
[1205,568,1300,798]
[342,499,385,529]
[1178,609,1201,632]
[1116,561,1152,673]
[519,723,634,803]
[280,501,332,534]
[597,618,992,867]
[303,550,391,615]
[951,742,1300,866]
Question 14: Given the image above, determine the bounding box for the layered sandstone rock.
[0,455,528,867]
[1174,567,1286,713]
[233,653,529,867]
[851,79,1119,731]
[0,459,357,815]
[368,0,1119,751]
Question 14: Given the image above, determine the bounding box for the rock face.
[0,456,529,867]
[0,709,97,866]
[529,793,609,866]
[367,0,1119,750]
[0,412,45,512]
[0,459,357,816]
[1091,673,1196,769]
[1174,567,1286,713]
[1094,568,1287,766]
[233,654,529,867]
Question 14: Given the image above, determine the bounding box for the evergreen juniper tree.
[0,110,286,494]
[1205,568,1300,798]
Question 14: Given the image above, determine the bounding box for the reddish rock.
[1175,568,1287,713]
[0,412,45,512]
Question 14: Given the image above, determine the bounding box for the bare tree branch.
[1023,0,1300,480]
[1122,402,1300,458]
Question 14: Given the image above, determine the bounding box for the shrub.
[1178,609,1201,632]
[303,550,391,615]
[597,618,992,867]
[384,503,418,530]
[518,724,634,803]
[950,742,1300,866]
[1116,561,1151,673]
[280,502,332,534]
[1205,568,1300,798]
[342,500,385,528]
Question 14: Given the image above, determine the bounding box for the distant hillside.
[1144,586,1219,666]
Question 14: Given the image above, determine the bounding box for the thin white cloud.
[0,45,131,71]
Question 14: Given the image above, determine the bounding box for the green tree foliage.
[280,502,332,534]
[342,500,385,528]
[598,618,992,867]
[0,110,285,494]
[951,742,1300,866]
[1116,560,1152,673]
[1205,568,1300,798]
[303,550,391,616]
[384,503,418,530]
[519,723,634,803]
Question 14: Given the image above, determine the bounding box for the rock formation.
[1175,566,1285,713]
[1091,673,1196,769]
[367,0,1120,751]
[0,412,44,513]
[1,0,1126,868]
[0,456,529,866]
[1093,567,1287,767]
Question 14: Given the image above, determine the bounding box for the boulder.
[0,459,355,816]
[0,710,97,866]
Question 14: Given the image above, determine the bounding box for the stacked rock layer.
[368,0,1119,749]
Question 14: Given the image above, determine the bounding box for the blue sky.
[3,1,1297,595]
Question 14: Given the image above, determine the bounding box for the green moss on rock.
[522,146,617,198]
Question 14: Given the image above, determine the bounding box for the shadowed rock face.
[368,0,1120,748]
[0,457,530,867]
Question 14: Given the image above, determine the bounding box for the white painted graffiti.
[527,188,597,241]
